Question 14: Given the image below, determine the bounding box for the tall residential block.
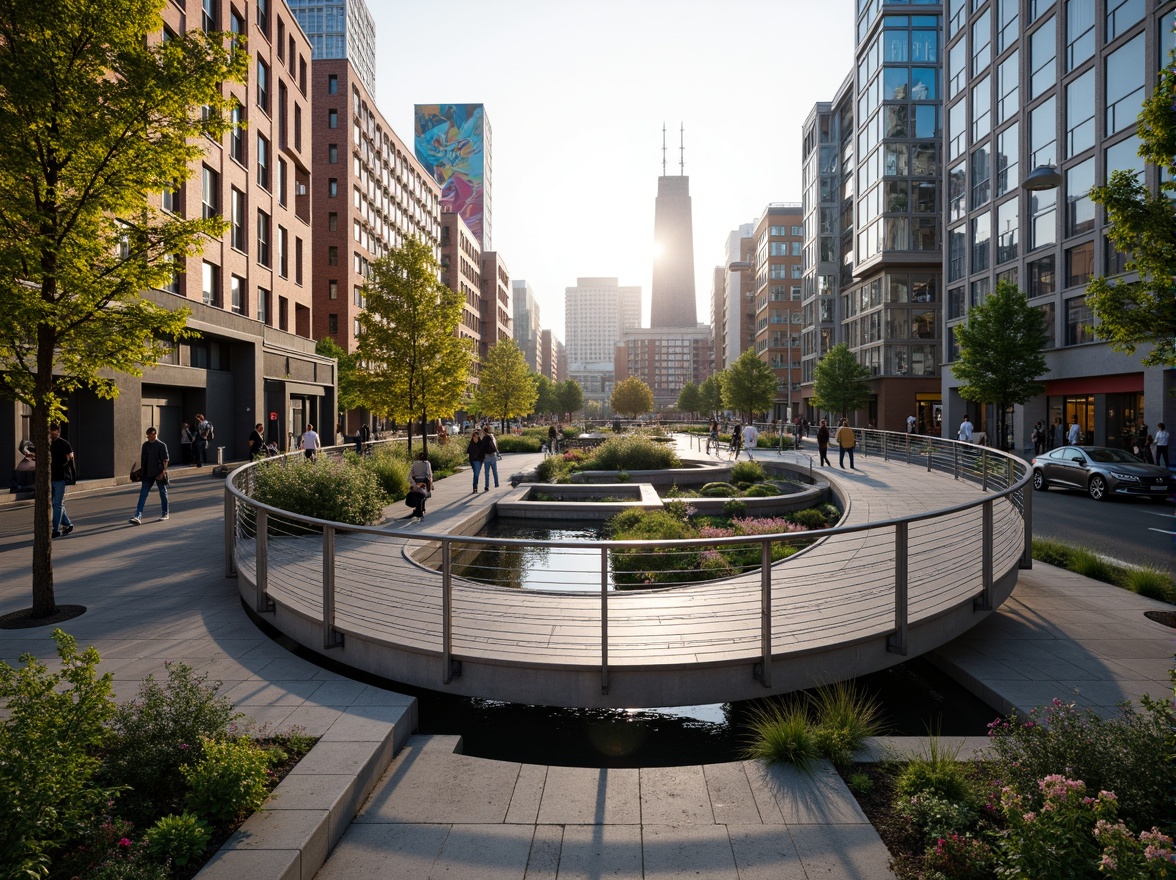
[752,205,806,422]
[650,175,698,328]
[414,104,493,250]
[512,280,543,372]
[285,0,376,94]
[440,212,483,365]
[565,277,641,405]
[479,250,512,359]
[711,224,755,371]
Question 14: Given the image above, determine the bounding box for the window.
[257,210,270,267]
[970,277,991,308]
[327,245,338,266]
[294,104,302,151]
[949,163,966,220]
[230,8,244,37]
[328,143,338,164]
[1065,0,1094,70]
[1029,96,1056,169]
[328,280,338,300]
[997,51,1019,124]
[972,211,991,272]
[299,57,307,94]
[277,226,287,278]
[948,225,966,282]
[997,0,1019,53]
[1066,158,1094,235]
[295,237,303,285]
[277,157,287,207]
[972,75,991,140]
[1066,68,1095,157]
[327,211,337,231]
[972,9,991,75]
[328,178,338,198]
[231,275,244,315]
[201,0,216,32]
[328,109,338,129]
[948,38,966,97]
[257,58,269,113]
[996,197,1018,264]
[1105,238,1128,275]
[1065,296,1094,345]
[278,296,288,332]
[971,145,990,208]
[276,18,284,58]
[1105,134,1142,180]
[1029,187,1057,251]
[1105,34,1144,135]
[948,285,966,319]
[1038,302,1056,348]
[161,183,179,214]
[257,0,268,35]
[328,314,338,335]
[258,287,270,325]
[1065,241,1094,287]
[257,134,270,190]
[996,122,1019,195]
[948,99,966,160]
[1106,0,1144,43]
[230,103,245,163]
[327,74,337,95]
[1029,17,1057,100]
[201,261,220,307]
[200,166,218,219]
[230,188,246,251]
[1027,254,1055,298]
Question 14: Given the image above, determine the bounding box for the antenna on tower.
[679,123,685,176]
[661,124,666,176]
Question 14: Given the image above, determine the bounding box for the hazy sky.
[369,0,856,337]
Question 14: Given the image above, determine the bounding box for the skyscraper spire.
[679,123,685,176]
[651,124,696,329]
[661,123,667,177]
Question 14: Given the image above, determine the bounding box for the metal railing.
[224,429,1031,696]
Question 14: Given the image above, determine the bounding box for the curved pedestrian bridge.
[225,433,1030,708]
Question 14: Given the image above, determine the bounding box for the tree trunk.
[31,376,56,617]
[421,410,429,457]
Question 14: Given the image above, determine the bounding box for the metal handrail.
[225,429,1031,697]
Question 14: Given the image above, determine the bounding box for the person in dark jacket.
[480,427,500,490]
[130,427,169,524]
[816,419,831,467]
[466,429,485,493]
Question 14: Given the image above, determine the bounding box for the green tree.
[1085,51,1176,367]
[721,349,776,422]
[533,374,559,418]
[556,379,584,421]
[676,381,703,418]
[610,376,654,419]
[353,237,472,455]
[700,373,725,417]
[475,338,538,432]
[811,344,872,418]
[315,337,362,415]
[0,0,245,617]
[953,280,1049,451]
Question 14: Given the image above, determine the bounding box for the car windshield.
[1086,448,1144,464]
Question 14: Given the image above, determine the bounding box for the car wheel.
[1087,475,1108,501]
[1032,470,1047,491]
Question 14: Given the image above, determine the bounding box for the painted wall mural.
[414,104,487,245]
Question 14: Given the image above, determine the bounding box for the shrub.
[744,700,818,773]
[251,456,388,528]
[662,499,693,522]
[496,434,541,453]
[586,436,680,471]
[722,499,748,519]
[818,502,841,523]
[699,482,739,497]
[743,484,776,498]
[987,697,1175,830]
[788,508,830,529]
[730,460,766,484]
[143,812,211,867]
[846,771,874,795]
[183,736,272,823]
[0,630,117,880]
[809,681,884,768]
[1069,547,1119,583]
[921,832,994,879]
[996,776,1107,879]
[895,792,979,843]
[1032,537,1074,567]
[1123,565,1175,602]
[102,661,239,822]
[894,735,974,804]
[357,447,410,500]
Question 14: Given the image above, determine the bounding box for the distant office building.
[616,327,713,410]
[711,224,756,370]
[539,328,565,383]
[309,59,442,361]
[512,280,543,372]
[753,205,806,423]
[651,175,697,328]
[285,0,376,94]
[414,104,493,250]
[565,277,641,405]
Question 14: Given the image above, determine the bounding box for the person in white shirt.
[300,424,320,461]
[741,423,759,459]
[1154,422,1170,468]
[906,414,917,434]
[958,415,973,443]
[1067,419,1081,446]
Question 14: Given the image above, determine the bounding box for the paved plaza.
[0,439,1171,879]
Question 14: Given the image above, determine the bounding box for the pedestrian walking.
[180,422,194,465]
[130,427,169,524]
[742,422,759,459]
[481,427,500,490]
[835,418,856,469]
[958,415,974,443]
[248,423,266,459]
[193,413,212,467]
[300,423,320,461]
[1154,423,1170,468]
[729,423,743,460]
[467,429,486,493]
[1067,417,1081,446]
[906,414,917,434]
[49,422,75,538]
[406,451,433,518]
[1032,421,1045,455]
[706,419,719,454]
[816,419,831,467]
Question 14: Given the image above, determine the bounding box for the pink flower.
[118,838,131,848]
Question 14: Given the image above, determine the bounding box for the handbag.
[405,488,424,507]
[130,462,143,482]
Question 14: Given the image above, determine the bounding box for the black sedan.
[1030,445,1174,501]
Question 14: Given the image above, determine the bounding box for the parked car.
[1030,445,1174,501]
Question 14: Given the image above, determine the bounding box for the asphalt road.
[1029,482,1175,571]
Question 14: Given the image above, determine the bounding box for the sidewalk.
[1,442,1171,879]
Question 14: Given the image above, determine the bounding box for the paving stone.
[788,823,898,879]
[504,764,547,825]
[310,823,451,880]
[551,824,643,879]
[725,825,808,880]
[521,825,562,879]
[194,846,300,880]
[639,766,714,825]
[703,763,766,825]
[535,766,641,825]
[641,824,739,878]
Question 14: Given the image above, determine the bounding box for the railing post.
[224,485,237,577]
[888,522,908,654]
[982,449,990,491]
[976,499,994,610]
[600,547,609,695]
[953,443,960,479]
[1020,473,1034,569]
[927,438,933,472]
[756,540,773,687]
[905,432,911,465]
[254,509,274,613]
[442,540,460,683]
[322,525,343,648]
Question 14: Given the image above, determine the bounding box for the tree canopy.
[353,237,472,454]
[952,280,1049,450]
[1085,43,1176,367]
[676,381,703,418]
[0,0,245,616]
[474,338,538,430]
[699,374,724,417]
[533,375,558,418]
[556,379,584,420]
[610,376,654,419]
[721,349,776,421]
[315,337,361,414]
[811,344,872,418]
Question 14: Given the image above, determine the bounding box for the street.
[1030,485,1175,571]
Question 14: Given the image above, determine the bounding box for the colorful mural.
[414,104,488,246]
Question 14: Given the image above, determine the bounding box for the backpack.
[200,422,214,441]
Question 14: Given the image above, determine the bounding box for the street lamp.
[1021,164,1061,191]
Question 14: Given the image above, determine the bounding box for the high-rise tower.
[650,125,696,329]
[414,104,493,250]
